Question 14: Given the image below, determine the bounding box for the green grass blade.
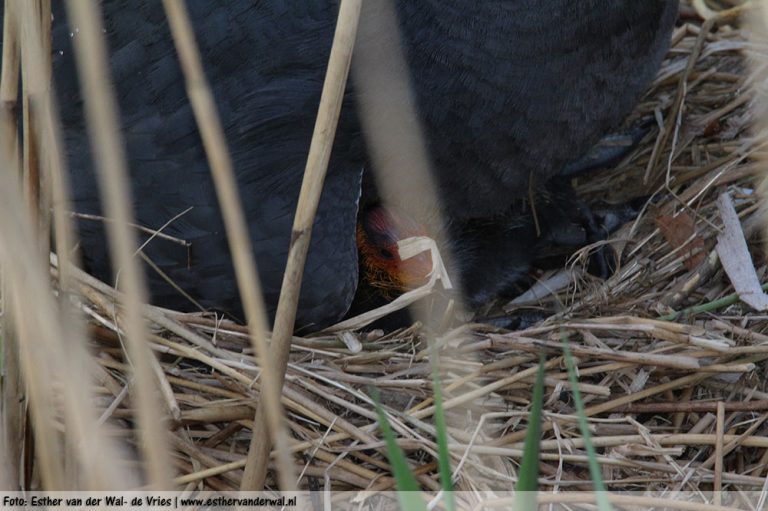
[370,387,426,511]
[561,331,612,511]
[430,349,455,511]
[515,351,546,511]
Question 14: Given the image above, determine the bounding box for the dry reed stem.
[12,0,131,489]
[0,0,23,490]
[242,0,362,491]
[20,1,42,237]
[64,0,173,489]
[160,0,295,491]
[0,0,18,107]
[0,4,89,491]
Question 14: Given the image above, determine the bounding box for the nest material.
[8,0,768,500]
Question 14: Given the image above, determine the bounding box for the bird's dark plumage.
[375,0,679,306]
[25,1,677,329]
[53,2,365,329]
[394,1,678,220]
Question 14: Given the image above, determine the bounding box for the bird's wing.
[54,1,364,328]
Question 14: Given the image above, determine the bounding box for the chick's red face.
[357,206,433,296]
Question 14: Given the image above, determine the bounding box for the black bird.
[38,1,676,330]
[380,1,679,306]
[53,2,366,330]
[394,1,678,220]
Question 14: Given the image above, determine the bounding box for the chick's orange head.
[357,205,433,296]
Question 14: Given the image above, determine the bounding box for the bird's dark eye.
[379,248,395,260]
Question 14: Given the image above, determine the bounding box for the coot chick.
[347,205,434,328]
[41,0,677,330]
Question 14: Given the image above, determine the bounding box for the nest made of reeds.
[1,0,767,507]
